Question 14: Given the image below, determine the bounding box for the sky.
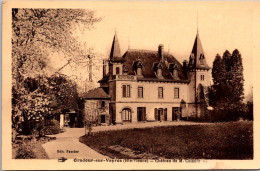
[55,1,257,98]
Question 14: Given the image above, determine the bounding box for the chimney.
[158,44,164,62]
[183,60,188,68]
[182,60,188,78]
[173,64,179,80]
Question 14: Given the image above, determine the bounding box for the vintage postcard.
[2,1,260,170]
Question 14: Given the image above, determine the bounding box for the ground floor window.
[154,108,167,121]
[137,107,146,121]
[101,115,106,123]
[122,108,131,122]
[172,107,182,121]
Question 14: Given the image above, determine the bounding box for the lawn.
[79,121,253,159]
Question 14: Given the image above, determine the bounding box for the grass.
[79,121,253,159]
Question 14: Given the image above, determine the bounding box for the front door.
[158,108,163,121]
[137,107,146,121]
[172,107,182,121]
[69,113,76,127]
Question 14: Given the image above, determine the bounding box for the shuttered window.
[174,88,179,99]
[138,87,143,98]
[122,85,131,97]
[158,87,163,98]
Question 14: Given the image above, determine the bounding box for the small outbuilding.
[78,87,111,126]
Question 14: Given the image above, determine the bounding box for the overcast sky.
[61,1,257,97]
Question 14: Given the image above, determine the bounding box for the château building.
[82,30,211,125]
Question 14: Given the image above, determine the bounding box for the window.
[122,85,131,97]
[174,88,179,99]
[116,67,120,75]
[137,107,146,121]
[101,115,106,123]
[158,87,163,98]
[138,87,143,98]
[201,75,205,81]
[101,101,105,108]
[122,108,131,121]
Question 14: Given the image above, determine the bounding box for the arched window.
[121,108,131,122]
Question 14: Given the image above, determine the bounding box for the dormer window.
[135,57,143,78]
[169,63,179,80]
[156,62,163,79]
[123,65,129,75]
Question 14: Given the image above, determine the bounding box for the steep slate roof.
[81,87,110,99]
[122,49,187,81]
[109,32,121,59]
[188,33,210,70]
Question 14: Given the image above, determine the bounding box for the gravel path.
[42,129,108,159]
[42,121,211,159]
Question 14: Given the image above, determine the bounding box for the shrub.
[243,101,253,120]
[15,144,36,159]
[44,119,60,135]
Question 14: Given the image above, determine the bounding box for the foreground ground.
[12,136,52,159]
[80,121,253,159]
[42,121,210,159]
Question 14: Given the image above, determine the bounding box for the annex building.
[81,31,211,125]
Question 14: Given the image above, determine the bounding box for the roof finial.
[197,8,199,34]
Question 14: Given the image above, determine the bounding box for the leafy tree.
[12,8,101,138]
[229,49,244,104]
[211,54,227,106]
[211,49,245,121]
[48,74,79,112]
[222,50,232,72]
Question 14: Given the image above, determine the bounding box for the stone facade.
[83,100,110,125]
[79,87,111,126]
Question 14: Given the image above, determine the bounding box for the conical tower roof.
[109,31,121,59]
[188,32,210,70]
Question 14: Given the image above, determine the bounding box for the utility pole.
[88,55,93,82]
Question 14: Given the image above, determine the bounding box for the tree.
[211,54,227,106]
[211,49,245,121]
[47,74,79,112]
[84,103,99,136]
[229,49,244,104]
[12,9,101,137]
[12,9,101,83]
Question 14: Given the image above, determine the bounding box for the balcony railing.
[113,74,137,81]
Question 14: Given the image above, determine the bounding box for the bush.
[44,119,60,135]
[15,144,36,159]
[243,101,253,120]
